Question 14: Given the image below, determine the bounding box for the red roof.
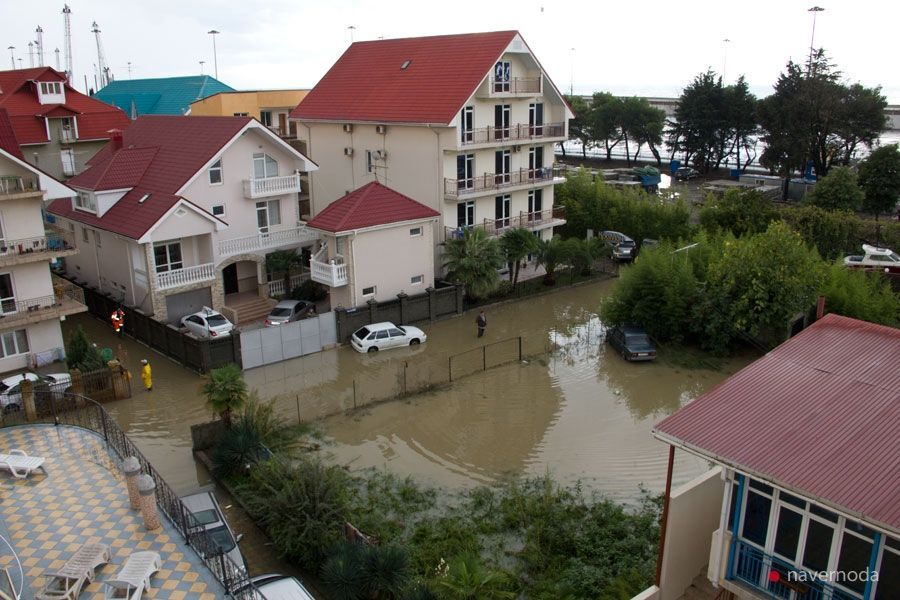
[306,181,439,233]
[0,67,130,145]
[0,108,23,159]
[48,115,250,239]
[654,314,900,533]
[291,31,518,124]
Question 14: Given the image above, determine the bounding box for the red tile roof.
[0,108,24,159]
[0,67,130,145]
[48,115,251,239]
[291,31,518,125]
[306,181,439,233]
[654,314,900,533]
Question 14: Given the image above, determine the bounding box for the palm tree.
[201,363,248,427]
[499,228,540,285]
[561,238,596,276]
[442,228,504,299]
[265,249,302,296]
[436,554,515,600]
[535,236,570,286]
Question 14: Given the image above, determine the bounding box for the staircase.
[225,293,276,326]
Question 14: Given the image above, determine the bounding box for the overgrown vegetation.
[65,325,106,371]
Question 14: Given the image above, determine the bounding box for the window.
[495,195,510,229]
[153,242,183,273]
[208,159,223,185]
[493,61,510,92]
[837,524,874,595]
[260,111,273,127]
[456,154,474,191]
[252,153,278,179]
[529,102,544,136]
[61,149,76,177]
[528,189,543,220]
[741,489,772,547]
[457,201,474,228]
[410,275,424,285]
[94,231,102,248]
[0,273,15,314]
[74,190,96,212]
[362,286,376,296]
[256,199,281,233]
[233,112,249,116]
[409,227,422,237]
[0,329,28,358]
[376,330,389,340]
[212,205,225,216]
[460,106,473,143]
[495,150,511,184]
[876,536,900,599]
[494,104,510,140]
[41,82,62,95]
[529,146,545,179]
[365,150,376,173]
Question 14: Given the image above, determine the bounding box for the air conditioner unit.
[343,147,354,156]
[512,145,522,152]
[375,124,387,134]
[342,123,353,133]
[372,150,387,160]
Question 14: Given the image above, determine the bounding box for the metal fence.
[4,392,263,599]
[240,311,337,369]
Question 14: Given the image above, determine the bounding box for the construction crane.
[35,26,44,66]
[62,5,73,81]
[91,21,110,89]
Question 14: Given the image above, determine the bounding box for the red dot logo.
[768,570,781,583]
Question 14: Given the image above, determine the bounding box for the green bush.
[293,279,328,302]
[820,262,900,327]
[699,188,778,237]
[65,326,105,372]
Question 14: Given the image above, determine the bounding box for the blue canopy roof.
[94,76,234,117]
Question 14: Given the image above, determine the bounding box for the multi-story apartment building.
[0,67,131,181]
[47,116,318,325]
[290,31,573,285]
[0,109,87,374]
[189,90,310,139]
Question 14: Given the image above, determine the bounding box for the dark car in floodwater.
[605,325,657,362]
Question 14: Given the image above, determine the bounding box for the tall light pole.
[569,47,575,96]
[7,46,14,70]
[722,38,730,83]
[207,30,219,79]
[807,6,825,69]
[199,60,205,74]
[348,25,356,43]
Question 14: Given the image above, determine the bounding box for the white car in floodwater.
[351,322,427,353]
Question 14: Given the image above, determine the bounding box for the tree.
[436,554,515,600]
[500,228,540,285]
[535,236,570,285]
[620,97,665,166]
[442,228,504,299]
[564,95,591,159]
[266,249,302,297]
[66,326,105,371]
[819,262,900,327]
[805,166,865,212]
[858,144,900,219]
[699,189,778,237]
[201,363,248,427]
[722,77,759,172]
[759,52,887,177]
[587,92,624,161]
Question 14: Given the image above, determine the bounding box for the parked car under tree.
[605,325,657,362]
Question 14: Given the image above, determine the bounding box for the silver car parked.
[181,491,247,572]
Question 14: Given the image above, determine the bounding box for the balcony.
[729,539,861,600]
[243,173,302,199]
[0,230,78,267]
[309,247,348,287]
[0,277,87,328]
[218,225,319,257]
[267,270,310,297]
[0,176,42,200]
[458,122,565,148]
[486,77,542,96]
[155,262,216,291]
[444,167,565,199]
[59,127,76,143]
[445,206,566,240]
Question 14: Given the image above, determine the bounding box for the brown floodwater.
[61,278,754,578]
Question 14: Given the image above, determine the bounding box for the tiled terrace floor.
[0,424,226,599]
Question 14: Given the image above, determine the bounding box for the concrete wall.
[658,467,726,600]
[21,121,107,181]
[5,261,53,300]
[149,210,217,247]
[0,319,66,376]
[189,90,308,119]
[0,196,47,241]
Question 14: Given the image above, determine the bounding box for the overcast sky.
[2,0,897,102]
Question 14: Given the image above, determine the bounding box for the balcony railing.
[0,176,41,197]
[59,127,76,143]
[218,225,319,257]
[0,231,77,265]
[267,271,310,297]
[309,248,348,287]
[444,167,564,197]
[460,122,565,146]
[0,278,87,326]
[156,262,216,291]
[489,77,541,94]
[445,206,566,239]
[242,173,302,199]
[730,539,861,600]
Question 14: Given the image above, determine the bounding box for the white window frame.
[212,204,225,217]
[74,190,96,213]
[0,272,16,315]
[256,199,281,233]
[259,110,273,127]
[0,329,29,358]
[493,61,511,92]
[410,275,424,286]
[153,241,183,274]
[40,82,61,95]
[361,286,376,297]
[460,106,474,143]
[208,159,223,185]
[409,226,423,237]
[252,153,279,179]
[82,226,89,243]
[61,148,76,177]
[94,231,102,248]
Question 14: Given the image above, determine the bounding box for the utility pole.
[722,38,730,83]
[348,25,356,43]
[199,60,205,75]
[569,47,575,96]
[807,6,825,72]
[35,26,44,66]
[27,42,34,68]
[62,4,74,82]
[207,30,220,79]
[7,46,14,70]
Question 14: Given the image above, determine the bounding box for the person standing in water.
[140,359,153,392]
[476,310,487,338]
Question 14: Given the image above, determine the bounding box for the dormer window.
[37,80,65,105]
[252,153,278,179]
[74,190,97,213]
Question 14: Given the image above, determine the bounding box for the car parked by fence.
[265,300,316,327]
[351,322,427,353]
[181,307,235,339]
[605,325,657,362]
[243,574,315,600]
[0,372,71,413]
[182,490,247,572]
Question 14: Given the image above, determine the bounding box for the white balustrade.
[156,263,216,290]
[242,173,302,199]
[267,272,310,296]
[310,255,348,287]
[218,226,319,257]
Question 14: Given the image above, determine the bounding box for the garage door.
[164,287,213,325]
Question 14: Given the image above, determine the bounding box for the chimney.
[108,129,123,152]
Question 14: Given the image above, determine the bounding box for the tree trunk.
[513,260,521,285]
[649,143,662,166]
[623,133,631,167]
[605,140,612,161]
[558,141,567,157]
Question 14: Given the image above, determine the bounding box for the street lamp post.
[569,47,575,96]
[348,25,356,43]
[807,6,825,68]
[199,60,205,74]
[722,38,730,83]
[7,46,14,70]
[207,29,219,79]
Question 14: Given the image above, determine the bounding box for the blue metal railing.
[730,539,862,600]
